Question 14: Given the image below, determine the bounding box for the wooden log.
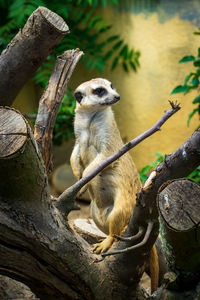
[0,107,27,158]
[0,6,69,107]
[158,179,200,290]
[0,106,49,216]
[34,49,83,173]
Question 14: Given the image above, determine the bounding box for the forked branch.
[34,49,83,173]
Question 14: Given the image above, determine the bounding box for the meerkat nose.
[114,95,120,101]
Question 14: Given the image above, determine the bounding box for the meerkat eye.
[74,92,83,103]
[93,87,107,97]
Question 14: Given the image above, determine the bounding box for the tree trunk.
[158,179,200,290]
[0,106,145,300]
[152,179,200,300]
[0,6,69,107]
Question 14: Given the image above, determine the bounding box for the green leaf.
[111,56,119,70]
[88,15,103,29]
[106,35,120,43]
[190,76,199,86]
[140,165,153,174]
[112,40,123,50]
[194,58,200,67]
[129,61,136,72]
[192,94,200,104]
[109,0,118,4]
[171,85,188,94]
[184,73,193,85]
[179,56,195,63]
[188,166,200,183]
[101,0,107,7]
[128,49,133,60]
[135,57,140,67]
[187,108,198,126]
[120,45,128,60]
[122,61,128,72]
[140,174,148,183]
[104,50,113,60]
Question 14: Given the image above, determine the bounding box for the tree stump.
[158,179,200,290]
[0,6,69,106]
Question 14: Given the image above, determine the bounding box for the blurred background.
[1,0,200,194]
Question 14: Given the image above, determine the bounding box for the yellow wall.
[96,7,199,170]
[13,80,38,114]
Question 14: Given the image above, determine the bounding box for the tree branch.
[56,101,180,214]
[102,222,153,257]
[34,49,84,173]
[0,7,69,107]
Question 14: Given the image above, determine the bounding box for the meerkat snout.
[114,95,120,101]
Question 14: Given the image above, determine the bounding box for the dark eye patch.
[92,87,107,97]
[74,92,83,103]
[110,83,113,89]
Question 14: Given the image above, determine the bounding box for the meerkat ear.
[74,92,83,103]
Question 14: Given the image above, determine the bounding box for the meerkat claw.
[92,236,115,254]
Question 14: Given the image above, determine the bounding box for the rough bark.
[158,179,200,290]
[0,107,146,300]
[34,49,84,173]
[0,275,36,299]
[0,6,69,107]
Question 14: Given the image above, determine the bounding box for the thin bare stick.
[34,49,84,173]
[56,101,180,213]
[101,222,153,257]
[114,227,144,242]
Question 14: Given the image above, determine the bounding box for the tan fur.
[71,78,158,292]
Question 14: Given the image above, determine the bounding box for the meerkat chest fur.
[74,107,115,166]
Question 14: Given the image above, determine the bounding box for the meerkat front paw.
[92,236,115,254]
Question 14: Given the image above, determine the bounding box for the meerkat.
[70,78,158,292]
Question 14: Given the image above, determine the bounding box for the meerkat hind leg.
[92,206,125,254]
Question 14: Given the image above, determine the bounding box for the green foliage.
[0,0,140,144]
[187,165,200,183]
[140,153,200,185]
[0,0,140,75]
[52,89,75,146]
[139,153,165,183]
[171,31,200,127]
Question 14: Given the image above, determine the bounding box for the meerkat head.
[74,78,120,111]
